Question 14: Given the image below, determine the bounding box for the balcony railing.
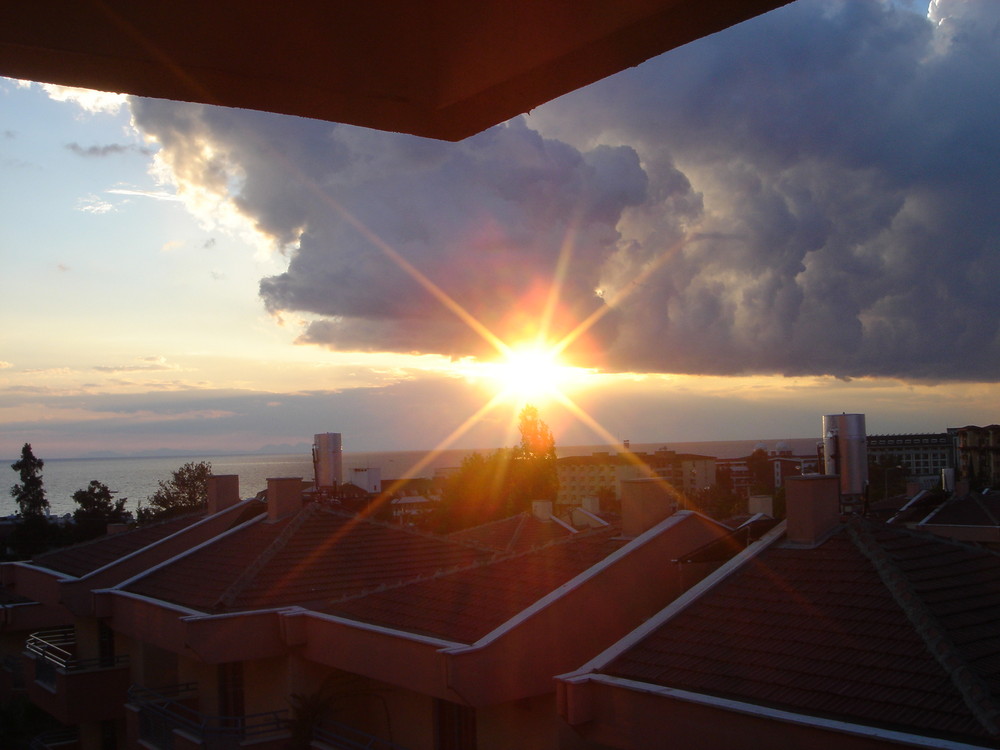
[29,727,79,750]
[26,628,129,670]
[128,683,289,749]
[25,628,128,688]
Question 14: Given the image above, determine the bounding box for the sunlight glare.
[486,343,584,403]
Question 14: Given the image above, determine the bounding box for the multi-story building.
[716,442,819,499]
[2,474,734,750]
[556,449,715,507]
[867,432,955,487]
[951,424,1000,488]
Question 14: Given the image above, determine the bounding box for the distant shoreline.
[18,437,821,465]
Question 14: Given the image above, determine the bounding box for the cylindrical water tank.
[313,432,343,489]
[822,413,868,497]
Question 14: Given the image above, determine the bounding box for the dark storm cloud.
[130,0,1000,381]
[531,0,1000,381]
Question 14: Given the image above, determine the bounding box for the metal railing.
[129,683,289,749]
[25,628,129,673]
[28,727,79,750]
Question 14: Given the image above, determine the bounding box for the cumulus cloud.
[127,0,1000,382]
[129,102,643,360]
[526,0,1000,381]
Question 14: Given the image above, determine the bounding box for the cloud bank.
[129,0,1000,382]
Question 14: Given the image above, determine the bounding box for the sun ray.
[552,233,694,357]
[260,390,513,599]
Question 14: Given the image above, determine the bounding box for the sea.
[2,438,819,519]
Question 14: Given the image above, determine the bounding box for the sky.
[2,0,999,459]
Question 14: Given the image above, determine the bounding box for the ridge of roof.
[847,518,1000,736]
[215,502,322,609]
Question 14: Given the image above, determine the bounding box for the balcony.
[29,728,79,750]
[24,628,130,725]
[127,683,290,750]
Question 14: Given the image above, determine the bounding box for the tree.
[431,405,558,532]
[138,461,212,523]
[73,480,127,532]
[746,448,773,495]
[10,443,48,518]
[510,404,558,507]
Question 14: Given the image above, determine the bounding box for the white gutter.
[107,511,265,591]
[102,589,204,618]
[442,510,722,655]
[297,608,464,649]
[560,519,787,677]
[574,674,992,750]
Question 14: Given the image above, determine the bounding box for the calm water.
[1,449,475,518]
[2,438,817,518]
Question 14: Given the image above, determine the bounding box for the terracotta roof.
[600,518,1000,745]
[30,513,210,578]
[119,501,629,643]
[448,512,576,554]
[124,505,492,612]
[325,526,625,643]
[924,492,1000,528]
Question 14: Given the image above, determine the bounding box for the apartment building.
[2,474,734,750]
[867,432,955,486]
[556,449,715,507]
[558,475,1000,749]
[953,425,1000,488]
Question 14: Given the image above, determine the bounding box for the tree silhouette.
[72,480,128,537]
[138,461,212,523]
[10,443,48,518]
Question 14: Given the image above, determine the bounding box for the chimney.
[621,478,679,537]
[207,474,241,514]
[532,500,553,521]
[267,477,304,521]
[785,475,841,546]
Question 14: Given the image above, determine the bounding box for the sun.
[485,342,580,403]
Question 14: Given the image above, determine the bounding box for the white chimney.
[532,500,553,521]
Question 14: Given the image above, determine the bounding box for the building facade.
[556,449,716,508]
[867,432,955,488]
